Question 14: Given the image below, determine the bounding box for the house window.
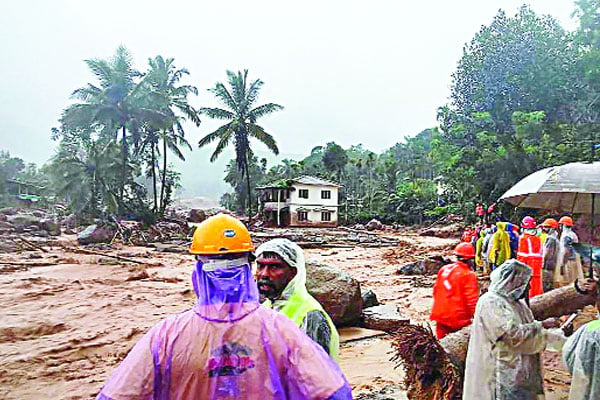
[321,190,331,199]
[298,211,308,221]
[321,211,331,222]
[299,189,309,199]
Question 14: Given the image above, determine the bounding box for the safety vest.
[276,286,340,361]
[517,234,543,297]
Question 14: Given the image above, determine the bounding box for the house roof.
[256,175,341,190]
[292,175,341,187]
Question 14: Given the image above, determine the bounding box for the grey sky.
[0,0,577,198]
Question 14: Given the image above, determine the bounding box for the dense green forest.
[1,2,599,225]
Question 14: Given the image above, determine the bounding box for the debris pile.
[253,227,400,248]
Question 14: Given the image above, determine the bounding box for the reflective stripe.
[443,279,452,291]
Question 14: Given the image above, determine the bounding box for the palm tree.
[143,55,200,213]
[198,70,283,216]
[60,46,147,205]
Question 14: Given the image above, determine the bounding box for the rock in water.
[362,304,410,331]
[305,262,363,326]
[366,219,383,231]
[6,214,40,231]
[362,289,380,309]
[77,224,117,245]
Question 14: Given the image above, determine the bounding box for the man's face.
[255,254,297,300]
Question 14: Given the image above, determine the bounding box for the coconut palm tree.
[60,46,148,205]
[143,55,200,213]
[198,70,283,216]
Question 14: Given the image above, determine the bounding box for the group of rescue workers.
[431,214,600,399]
[93,212,600,400]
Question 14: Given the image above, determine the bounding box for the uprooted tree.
[391,281,598,400]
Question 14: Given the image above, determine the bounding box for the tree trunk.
[120,126,127,208]
[160,135,167,214]
[392,281,598,400]
[245,150,252,218]
[151,145,158,212]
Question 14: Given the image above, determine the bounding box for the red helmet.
[454,242,475,259]
[540,218,559,229]
[559,216,574,226]
[521,216,536,229]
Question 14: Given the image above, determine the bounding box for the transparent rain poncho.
[563,319,600,400]
[96,254,352,400]
[556,226,584,285]
[256,239,339,360]
[463,260,565,400]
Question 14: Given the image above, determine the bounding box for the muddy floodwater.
[0,231,580,399]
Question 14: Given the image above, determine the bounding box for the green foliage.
[199,70,283,216]
[52,47,198,219]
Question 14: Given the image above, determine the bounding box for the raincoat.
[517,231,543,298]
[475,230,485,269]
[507,223,520,259]
[256,239,339,361]
[96,254,351,400]
[541,230,559,292]
[489,222,511,269]
[556,226,584,286]
[430,260,479,339]
[563,319,600,400]
[463,260,565,400]
[482,227,495,275]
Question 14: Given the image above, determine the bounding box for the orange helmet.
[189,214,255,255]
[540,218,559,229]
[454,242,475,259]
[559,216,574,227]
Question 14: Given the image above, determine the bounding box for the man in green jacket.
[255,238,339,360]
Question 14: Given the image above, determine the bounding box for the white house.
[256,176,340,227]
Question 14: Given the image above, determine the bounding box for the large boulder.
[365,219,383,231]
[396,255,450,275]
[362,304,410,332]
[305,262,362,326]
[40,219,61,236]
[188,209,207,223]
[62,214,78,229]
[6,214,40,231]
[0,207,18,216]
[77,224,117,245]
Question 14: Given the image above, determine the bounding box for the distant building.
[256,176,340,227]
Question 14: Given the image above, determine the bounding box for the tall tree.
[60,46,148,205]
[198,70,283,216]
[143,55,200,213]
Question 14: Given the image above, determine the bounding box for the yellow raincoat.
[489,222,512,268]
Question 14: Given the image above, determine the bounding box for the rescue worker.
[507,222,520,259]
[539,218,559,292]
[489,222,511,270]
[463,260,567,400]
[476,203,485,224]
[430,242,479,339]
[255,238,339,360]
[96,214,352,400]
[481,225,496,275]
[517,216,543,298]
[563,280,600,400]
[475,229,485,272]
[556,216,585,286]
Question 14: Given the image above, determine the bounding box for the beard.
[257,278,278,299]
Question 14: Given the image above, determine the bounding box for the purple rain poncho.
[96,254,352,400]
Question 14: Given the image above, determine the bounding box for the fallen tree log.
[392,281,598,400]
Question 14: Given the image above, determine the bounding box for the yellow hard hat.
[189,214,254,255]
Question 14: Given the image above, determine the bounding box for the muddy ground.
[0,230,581,399]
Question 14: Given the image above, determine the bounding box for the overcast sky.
[0,1,578,198]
